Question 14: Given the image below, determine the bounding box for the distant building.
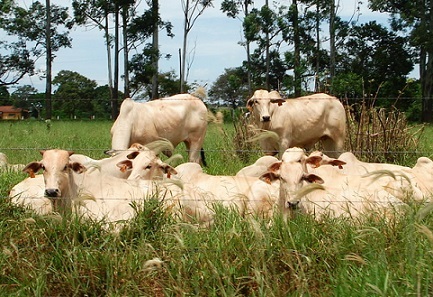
[0,106,28,120]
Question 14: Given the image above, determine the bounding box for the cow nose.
[287,201,300,210]
[45,188,61,198]
[262,116,270,122]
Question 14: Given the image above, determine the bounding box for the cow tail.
[201,148,207,167]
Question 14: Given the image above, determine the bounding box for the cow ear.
[127,151,140,159]
[117,160,132,172]
[306,156,322,168]
[70,162,86,174]
[267,161,282,173]
[23,162,43,178]
[163,165,177,178]
[259,172,279,184]
[246,99,254,112]
[302,173,324,184]
[325,159,346,169]
[270,99,285,106]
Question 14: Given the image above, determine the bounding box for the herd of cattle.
[5,89,433,229]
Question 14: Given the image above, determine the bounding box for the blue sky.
[12,0,396,95]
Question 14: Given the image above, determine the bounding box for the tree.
[127,1,174,99]
[208,67,249,108]
[369,0,433,122]
[52,70,97,119]
[335,21,413,104]
[11,85,41,118]
[180,0,214,93]
[0,1,72,112]
[221,0,254,94]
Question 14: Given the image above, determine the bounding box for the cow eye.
[41,165,45,170]
[145,165,152,169]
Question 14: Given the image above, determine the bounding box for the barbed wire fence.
[0,95,432,206]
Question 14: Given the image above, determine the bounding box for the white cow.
[261,148,406,221]
[0,152,25,172]
[173,162,279,224]
[9,174,52,215]
[110,95,208,165]
[11,149,184,228]
[246,90,346,157]
[410,157,433,200]
[335,152,424,202]
[236,156,279,177]
[69,143,174,180]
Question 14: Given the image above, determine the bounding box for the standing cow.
[110,94,208,165]
[246,90,346,158]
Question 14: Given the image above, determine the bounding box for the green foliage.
[0,1,72,86]
[52,70,99,119]
[208,67,250,108]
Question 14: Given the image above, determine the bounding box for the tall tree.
[0,1,72,117]
[151,0,159,99]
[180,0,214,93]
[221,0,253,94]
[369,0,430,121]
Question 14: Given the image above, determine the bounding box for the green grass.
[2,120,433,296]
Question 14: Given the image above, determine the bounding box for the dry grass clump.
[344,102,424,164]
[232,114,262,163]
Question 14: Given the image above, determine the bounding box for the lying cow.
[246,90,346,158]
[172,162,279,224]
[10,149,183,228]
[110,94,208,165]
[261,148,406,221]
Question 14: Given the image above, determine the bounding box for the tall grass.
[1,120,433,296]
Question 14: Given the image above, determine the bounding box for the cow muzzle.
[45,188,61,198]
[287,201,300,210]
[261,116,271,122]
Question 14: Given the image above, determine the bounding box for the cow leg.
[321,137,342,158]
[184,140,202,164]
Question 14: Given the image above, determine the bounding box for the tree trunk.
[265,0,270,91]
[151,0,159,99]
[244,0,252,94]
[329,0,336,91]
[122,5,130,98]
[45,0,52,119]
[112,4,119,120]
[293,0,301,96]
[104,11,114,118]
[180,0,189,93]
[421,0,433,122]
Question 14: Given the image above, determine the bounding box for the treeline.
[0,1,431,122]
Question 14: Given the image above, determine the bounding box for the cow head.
[116,150,177,180]
[259,147,324,210]
[23,150,86,203]
[246,89,285,123]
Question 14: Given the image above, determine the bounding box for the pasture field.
[1,120,433,296]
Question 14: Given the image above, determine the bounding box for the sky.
[11,0,394,95]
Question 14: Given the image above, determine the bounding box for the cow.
[110,94,208,165]
[410,157,433,200]
[69,143,174,180]
[172,162,280,224]
[246,90,346,158]
[236,156,279,177]
[12,149,184,229]
[0,152,25,172]
[9,174,52,215]
[260,148,406,221]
